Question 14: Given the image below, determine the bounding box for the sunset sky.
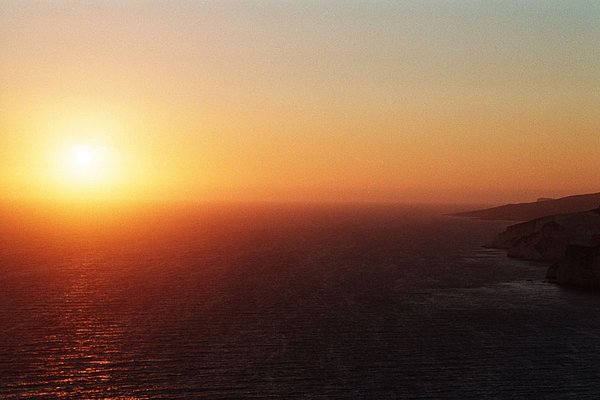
[1,1,599,204]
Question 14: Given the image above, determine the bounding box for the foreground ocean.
[1,202,599,399]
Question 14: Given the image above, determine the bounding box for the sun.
[71,144,99,169]
[68,144,107,180]
[29,112,142,201]
[59,142,117,187]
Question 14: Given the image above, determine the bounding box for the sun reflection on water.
[26,264,147,400]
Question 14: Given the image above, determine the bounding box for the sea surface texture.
[1,203,599,399]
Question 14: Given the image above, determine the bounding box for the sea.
[1,202,599,399]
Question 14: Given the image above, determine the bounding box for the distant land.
[452,192,600,221]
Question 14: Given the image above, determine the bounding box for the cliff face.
[488,207,600,289]
[547,245,600,288]
[489,209,600,261]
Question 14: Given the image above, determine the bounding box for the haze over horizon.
[1,1,599,205]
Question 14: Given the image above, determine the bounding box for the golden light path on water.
[30,262,134,399]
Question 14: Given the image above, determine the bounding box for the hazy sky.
[1,1,599,204]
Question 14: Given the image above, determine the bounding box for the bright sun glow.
[69,144,110,173]
[33,113,141,201]
[72,144,97,167]
[58,142,119,189]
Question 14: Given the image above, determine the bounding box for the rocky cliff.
[488,207,600,289]
[489,208,600,261]
[546,244,600,288]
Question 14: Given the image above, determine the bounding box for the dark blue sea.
[1,202,599,399]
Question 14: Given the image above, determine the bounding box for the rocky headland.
[487,207,600,288]
[453,192,600,289]
[488,209,600,260]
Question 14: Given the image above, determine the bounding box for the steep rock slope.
[488,209,600,261]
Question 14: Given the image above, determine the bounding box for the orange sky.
[1,1,599,205]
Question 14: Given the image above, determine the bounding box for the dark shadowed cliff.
[488,208,600,261]
[547,244,600,288]
[487,206,600,288]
